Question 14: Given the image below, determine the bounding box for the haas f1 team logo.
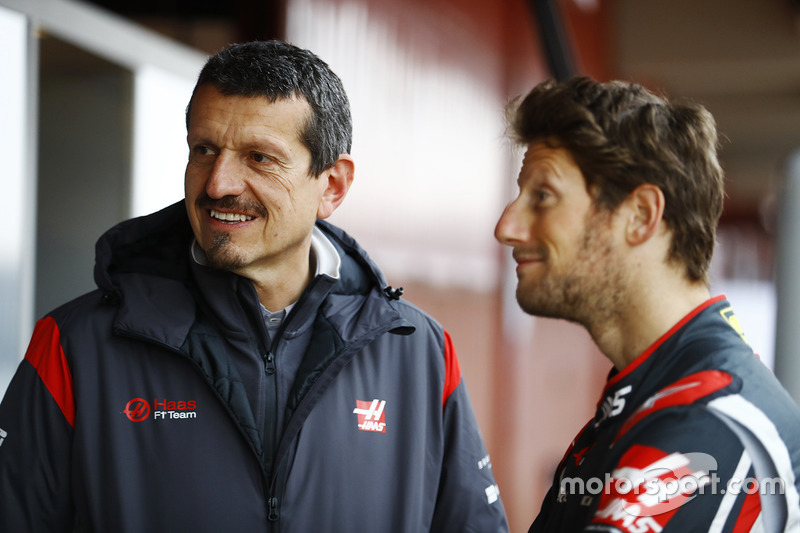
[353,399,387,433]
[124,398,151,422]
[123,397,197,422]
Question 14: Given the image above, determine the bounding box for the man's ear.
[317,154,354,219]
[624,183,665,246]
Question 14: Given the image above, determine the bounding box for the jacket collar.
[593,295,733,430]
[95,201,413,350]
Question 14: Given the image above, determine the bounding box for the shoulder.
[615,403,743,457]
[352,294,448,358]
[393,297,443,333]
[46,289,111,333]
[615,358,800,463]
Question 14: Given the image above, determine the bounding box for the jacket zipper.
[268,496,279,521]
[263,350,279,527]
[265,352,276,375]
[263,350,277,461]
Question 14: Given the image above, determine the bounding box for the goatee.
[205,232,246,271]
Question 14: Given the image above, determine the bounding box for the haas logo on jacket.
[353,399,387,433]
[592,445,713,532]
[124,398,151,422]
[123,397,197,422]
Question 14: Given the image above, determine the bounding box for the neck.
[588,281,711,371]
[242,243,315,312]
[252,268,313,312]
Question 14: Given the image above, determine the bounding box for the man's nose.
[494,198,530,246]
[206,153,246,199]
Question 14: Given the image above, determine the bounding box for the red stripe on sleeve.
[24,317,75,428]
[442,330,462,407]
[614,370,732,443]
[731,485,761,533]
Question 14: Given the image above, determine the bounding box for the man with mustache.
[495,77,800,532]
[0,41,508,532]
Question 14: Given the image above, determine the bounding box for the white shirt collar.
[310,225,341,279]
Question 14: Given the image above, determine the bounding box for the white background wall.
[0,6,34,396]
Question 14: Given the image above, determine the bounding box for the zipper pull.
[265,352,276,375]
[268,496,279,521]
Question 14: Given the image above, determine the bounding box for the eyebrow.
[187,131,294,165]
[243,136,292,162]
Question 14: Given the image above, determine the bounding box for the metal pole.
[774,150,800,406]
[528,0,577,81]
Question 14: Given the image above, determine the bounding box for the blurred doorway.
[35,36,134,319]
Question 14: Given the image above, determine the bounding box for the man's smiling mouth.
[209,209,255,223]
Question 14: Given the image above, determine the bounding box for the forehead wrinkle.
[189,87,313,176]
[521,143,589,193]
[520,148,565,186]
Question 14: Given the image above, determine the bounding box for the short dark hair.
[186,40,352,177]
[507,76,724,284]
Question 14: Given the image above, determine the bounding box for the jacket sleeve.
[429,330,509,533]
[0,317,75,531]
[585,409,770,533]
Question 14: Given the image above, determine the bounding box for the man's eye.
[193,145,214,156]
[252,153,270,163]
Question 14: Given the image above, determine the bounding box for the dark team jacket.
[531,296,800,533]
[0,202,509,533]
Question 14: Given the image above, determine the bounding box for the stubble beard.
[515,212,624,329]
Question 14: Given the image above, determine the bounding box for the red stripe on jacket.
[732,484,762,533]
[442,330,462,407]
[614,370,733,443]
[24,317,75,427]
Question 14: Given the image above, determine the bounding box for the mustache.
[512,247,547,262]
[195,194,267,217]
